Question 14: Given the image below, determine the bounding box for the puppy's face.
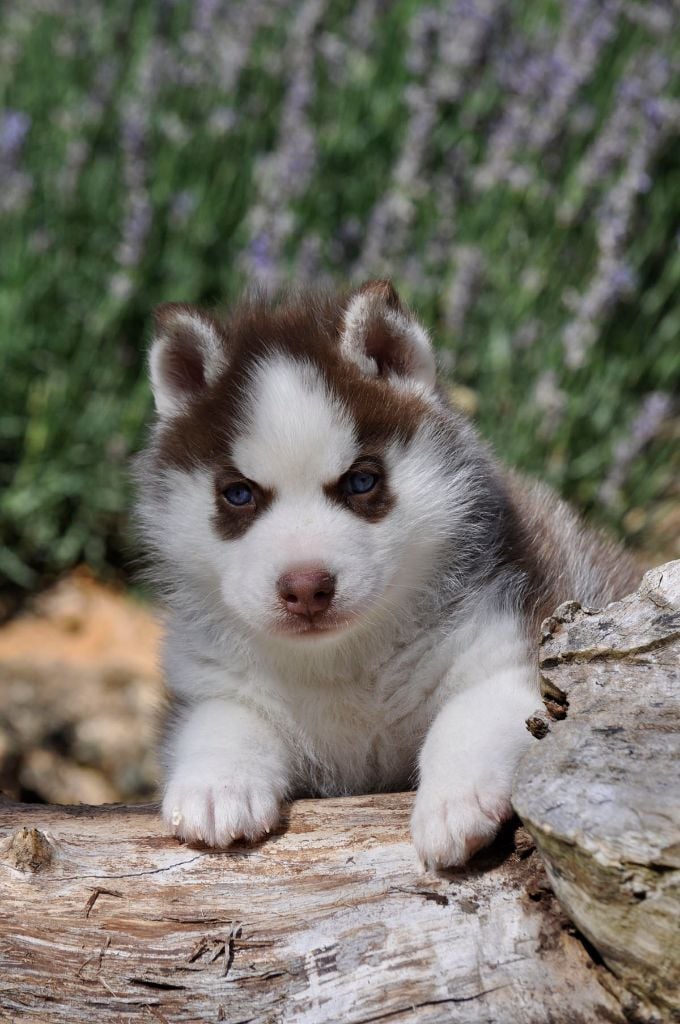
[140,284,456,642]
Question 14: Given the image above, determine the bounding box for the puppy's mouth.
[271,608,361,639]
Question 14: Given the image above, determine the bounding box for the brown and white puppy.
[135,281,640,867]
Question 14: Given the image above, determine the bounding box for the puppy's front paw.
[411,780,511,869]
[162,770,282,847]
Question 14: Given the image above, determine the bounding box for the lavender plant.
[0,0,678,591]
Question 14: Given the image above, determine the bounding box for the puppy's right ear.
[340,280,436,389]
[149,304,228,418]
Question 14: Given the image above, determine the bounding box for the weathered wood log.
[513,560,680,1024]
[0,793,623,1023]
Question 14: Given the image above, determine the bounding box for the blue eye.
[223,482,254,506]
[346,470,378,495]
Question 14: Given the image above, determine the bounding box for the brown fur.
[323,454,395,522]
[154,292,432,472]
[503,471,642,634]
[212,469,275,541]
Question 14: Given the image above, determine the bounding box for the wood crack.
[58,853,207,882]
[353,985,512,1023]
[541,628,680,668]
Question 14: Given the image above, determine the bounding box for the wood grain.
[0,793,620,1023]
[514,559,680,1023]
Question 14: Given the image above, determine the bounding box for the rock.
[0,572,161,804]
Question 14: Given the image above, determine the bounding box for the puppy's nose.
[277,568,336,619]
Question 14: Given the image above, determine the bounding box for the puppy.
[135,280,639,867]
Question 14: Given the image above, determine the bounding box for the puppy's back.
[505,471,642,632]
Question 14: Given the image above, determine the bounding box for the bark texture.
[513,560,680,1024]
[1,794,621,1024]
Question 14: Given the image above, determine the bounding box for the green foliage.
[1,0,678,591]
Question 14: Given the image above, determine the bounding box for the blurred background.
[1,0,678,806]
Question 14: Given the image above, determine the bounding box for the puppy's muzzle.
[277,567,336,621]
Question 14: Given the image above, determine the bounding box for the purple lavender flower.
[1,110,30,161]
[118,196,152,268]
[249,233,274,276]
[238,0,327,286]
[600,393,675,507]
[534,370,567,439]
[193,0,220,34]
[442,247,485,336]
[0,108,33,211]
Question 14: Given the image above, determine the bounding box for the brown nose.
[277,568,336,619]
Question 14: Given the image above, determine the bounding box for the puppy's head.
[139,282,464,643]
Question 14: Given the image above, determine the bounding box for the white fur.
[233,357,356,495]
[150,309,226,418]
[142,352,540,867]
[160,601,538,862]
[410,611,539,867]
[163,700,289,845]
[339,293,381,377]
[340,292,437,389]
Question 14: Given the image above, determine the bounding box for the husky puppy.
[135,281,639,867]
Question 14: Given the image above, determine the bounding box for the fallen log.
[514,560,680,1023]
[0,794,621,1023]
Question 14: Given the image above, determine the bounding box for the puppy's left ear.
[148,304,228,419]
[340,280,436,388]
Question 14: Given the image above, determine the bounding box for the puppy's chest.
[274,645,443,792]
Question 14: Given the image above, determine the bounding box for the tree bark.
[513,560,680,1024]
[1,793,621,1024]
